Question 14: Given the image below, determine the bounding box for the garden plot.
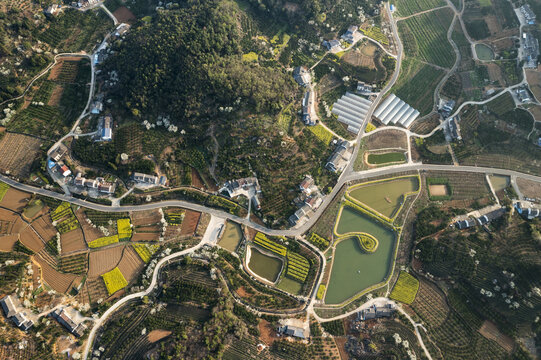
[88,246,123,277]
[19,227,45,253]
[36,256,80,293]
[31,216,57,242]
[179,210,201,236]
[0,235,18,251]
[0,133,42,178]
[516,177,541,199]
[86,276,109,303]
[117,246,145,283]
[0,188,31,212]
[131,209,161,226]
[364,128,408,150]
[75,208,103,243]
[60,228,86,253]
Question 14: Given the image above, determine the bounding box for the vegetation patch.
[356,233,378,253]
[89,235,119,248]
[0,182,9,202]
[51,202,80,234]
[367,152,405,165]
[308,232,330,250]
[101,267,128,295]
[117,218,133,240]
[316,284,326,300]
[427,177,453,200]
[389,271,420,304]
[307,124,334,145]
[253,232,287,256]
[133,244,159,263]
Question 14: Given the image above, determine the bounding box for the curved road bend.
[82,238,209,359]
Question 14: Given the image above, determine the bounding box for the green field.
[475,44,494,60]
[390,271,420,304]
[348,176,419,218]
[392,58,445,116]
[367,152,406,165]
[277,277,303,295]
[102,267,128,295]
[326,207,396,304]
[0,182,9,202]
[394,0,446,17]
[399,7,456,68]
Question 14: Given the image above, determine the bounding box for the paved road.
[82,237,210,359]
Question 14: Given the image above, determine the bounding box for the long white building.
[373,94,419,128]
[331,92,373,134]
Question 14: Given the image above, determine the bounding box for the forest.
[104,0,296,124]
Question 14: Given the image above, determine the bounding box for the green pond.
[325,207,396,304]
[489,175,509,192]
[475,44,494,60]
[218,222,243,252]
[349,177,419,218]
[247,247,283,283]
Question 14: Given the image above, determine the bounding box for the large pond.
[325,207,396,304]
[218,222,243,252]
[475,44,494,60]
[348,177,419,218]
[247,247,283,283]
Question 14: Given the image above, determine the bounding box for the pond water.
[489,175,510,192]
[325,207,396,304]
[475,44,494,60]
[247,247,283,283]
[348,177,419,218]
[218,221,243,252]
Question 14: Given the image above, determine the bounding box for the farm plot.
[60,228,86,253]
[411,279,449,327]
[425,171,490,200]
[75,208,103,243]
[516,177,541,199]
[131,210,161,226]
[117,218,133,240]
[395,0,446,17]
[85,209,130,226]
[133,244,159,263]
[0,182,8,202]
[30,216,56,241]
[101,267,128,295]
[0,235,18,251]
[51,202,80,234]
[132,232,159,242]
[88,246,124,277]
[0,188,30,212]
[8,104,68,140]
[389,271,420,304]
[525,69,541,101]
[364,129,408,150]
[58,253,87,275]
[0,133,42,178]
[117,246,145,283]
[399,7,456,68]
[179,210,201,236]
[36,255,80,293]
[88,235,119,249]
[392,58,445,115]
[19,227,44,253]
[86,276,109,303]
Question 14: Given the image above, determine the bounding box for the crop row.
[360,26,389,45]
[133,244,159,263]
[253,232,287,256]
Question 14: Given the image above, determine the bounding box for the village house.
[299,175,315,195]
[74,173,115,194]
[278,325,307,339]
[52,308,86,337]
[358,304,394,320]
[97,115,113,142]
[49,145,67,162]
[302,90,317,126]
[323,39,341,52]
[515,201,541,220]
[293,66,311,87]
[341,25,359,43]
[1,295,33,331]
[326,140,352,173]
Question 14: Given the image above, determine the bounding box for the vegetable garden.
[101,267,128,295]
[389,271,419,304]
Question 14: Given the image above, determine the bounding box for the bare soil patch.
[131,209,161,226]
[132,232,159,242]
[75,209,103,243]
[32,216,56,242]
[529,105,541,122]
[526,69,541,101]
[516,177,541,199]
[364,129,407,150]
[0,133,42,178]
[258,319,278,345]
[191,168,204,188]
[20,227,44,253]
[113,6,136,23]
[134,225,161,232]
[60,228,86,254]
[0,235,18,251]
[148,330,172,343]
[88,246,123,277]
[86,276,109,304]
[486,63,504,85]
[479,320,514,353]
[342,49,375,69]
[180,210,200,236]
[484,15,501,36]
[47,85,64,106]
[117,246,144,283]
[47,58,81,81]
[428,184,448,196]
[36,256,79,293]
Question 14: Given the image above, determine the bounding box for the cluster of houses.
[326,140,353,173]
[522,32,539,69]
[323,25,361,52]
[515,200,541,220]
[74,173,115,194]
[289,175,323,225]
[220,177,262,211]
[454,207,506,230]
[356,81,376,96]
[520,4,536,25]
[48,158,72,179]
[1,295,34,331]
